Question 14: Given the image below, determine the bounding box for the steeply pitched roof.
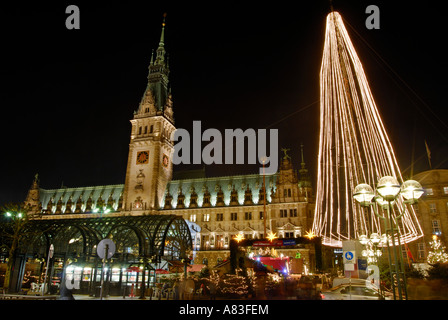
[38,172,278,212]
[164,173,278,207]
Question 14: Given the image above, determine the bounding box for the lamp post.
[353,177,423,300]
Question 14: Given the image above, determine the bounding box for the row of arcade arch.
[7,215,193,297]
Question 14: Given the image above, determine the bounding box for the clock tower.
[122,15,175,213]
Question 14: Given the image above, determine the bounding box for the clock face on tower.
[162,154,169,168]
[136,151,149,164]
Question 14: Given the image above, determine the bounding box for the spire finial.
[300,143,306,169]
[150,49,154,65]
[159,13,167,47]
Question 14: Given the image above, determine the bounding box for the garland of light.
[312,11,423,246]
[427,235,448,264]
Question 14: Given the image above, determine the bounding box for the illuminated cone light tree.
[312,12,423,246]
[427,235,448,264]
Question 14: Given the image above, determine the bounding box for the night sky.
[1,1,447,204]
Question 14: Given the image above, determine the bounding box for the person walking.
[209,281,217,300]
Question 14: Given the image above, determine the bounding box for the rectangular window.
[189,214,196,222]
[203,213,210,222]
[290,209,298,217]
[432,220,442,235]
[216,213,223,221]
[245,212,252,220]
[285,232,294,238]
[417,243,426,259]
[426,188,434,196]
[401,246,408,260]
[144,126,148,134]
[429,203,437,213]
[230,212,238,221]
[444,186,448,194]
[259,211,264,220]
[138,126,142,135]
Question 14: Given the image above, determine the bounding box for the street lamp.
[400,180,424,204]
[353,184,375,206]
[376,176,400,202]
[5,211,23,219]
[353,176,423,300]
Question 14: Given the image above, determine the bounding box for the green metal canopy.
[19,215,192,262]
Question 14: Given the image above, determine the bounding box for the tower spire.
[159,13,167,47]
[141,13,170,113]
[300,143,306,169]
[154,13,167,66]
[298,144,311,185]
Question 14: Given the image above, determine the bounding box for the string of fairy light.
[312,12,423,247]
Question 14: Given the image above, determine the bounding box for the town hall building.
[16,17,318,295]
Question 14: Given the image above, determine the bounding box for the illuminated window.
[203,213,210,222]
[189,214,196,222]
[444,187,448,194]
[432,220,442,235]
[417,243,426,259]
[426,188,434,196]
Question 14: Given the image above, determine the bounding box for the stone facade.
[408,169,448,262]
